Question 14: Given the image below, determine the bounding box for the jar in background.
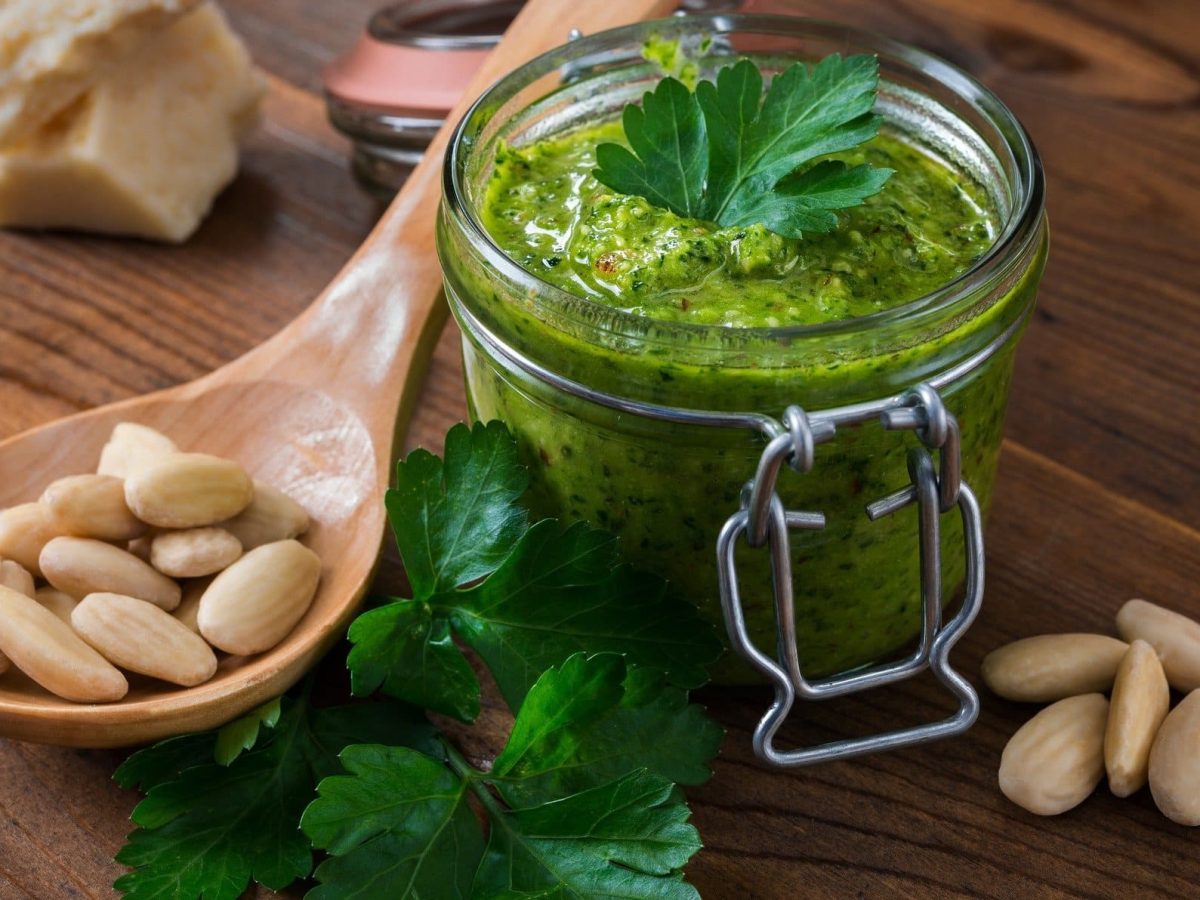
[324,0,741,196]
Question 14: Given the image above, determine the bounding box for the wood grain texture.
[0,0,1196,896]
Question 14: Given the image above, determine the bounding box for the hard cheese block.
[0,3,265,243]
[0,0,202,146]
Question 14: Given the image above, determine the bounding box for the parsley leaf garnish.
[213,696,281,765]
[302,653,719,898]
[594,54,894,238]
[490,654,721,807]
[389,420,529,598]
[474,768,700,899]
[594,76,710,219]
[303,745,481,899]
[348,421,722,719]
[113,422,723,899]
[113,695,434,900]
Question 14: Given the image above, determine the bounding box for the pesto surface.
[483,121,995,327]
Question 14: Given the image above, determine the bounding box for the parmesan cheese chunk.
[0,0,202,146]
[0,3,265,242]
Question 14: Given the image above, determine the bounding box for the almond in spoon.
[0,584,127,702]
[125,452,254,528]
[72,592,218,687]
[40,536,181,610]
[0,559,34,598]
[97,422,178,479]
[198,539,320,655]
[0,502,63,577]
[34,586,77,624]
[150,527,242,578]
[172,577,211,634]
[41,473,147,542]
[218,481,309,550]
[0,559,34,675]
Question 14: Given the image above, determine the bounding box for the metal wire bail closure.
[717,385,985,767]
[453,298,1029,765]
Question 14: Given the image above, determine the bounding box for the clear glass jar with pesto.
[437,18,1047,699]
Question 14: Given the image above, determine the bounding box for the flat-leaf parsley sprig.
[348,420,723,720]
[111,421,724,900]
[594,53,894,238]
[303,653,720,898]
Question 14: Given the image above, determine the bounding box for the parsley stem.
[440,737,509,819]
[440,737,476,780]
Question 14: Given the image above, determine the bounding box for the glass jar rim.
[443,13,1047,343]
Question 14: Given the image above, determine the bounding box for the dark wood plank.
[0,1,1196,897]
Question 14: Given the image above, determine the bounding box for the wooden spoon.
[0,0,677,747]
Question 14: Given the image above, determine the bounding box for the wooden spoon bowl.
[0,379,387,746]
[0,0,674,748]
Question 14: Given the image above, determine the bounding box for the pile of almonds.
[0,423,319,703]
[982,599,1200,826]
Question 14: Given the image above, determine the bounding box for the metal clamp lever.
[716,386,985,767]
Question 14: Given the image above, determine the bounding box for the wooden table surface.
[1,1,1196,897]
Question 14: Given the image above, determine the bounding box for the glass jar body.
[449,241,1043,680]
[438,15,1048,682]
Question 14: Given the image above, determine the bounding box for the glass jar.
[437,16,1047,687]
[324,0,524,198]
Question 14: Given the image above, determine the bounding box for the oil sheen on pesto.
[483,121,995,327]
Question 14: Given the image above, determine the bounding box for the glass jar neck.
[438,14,1047,411]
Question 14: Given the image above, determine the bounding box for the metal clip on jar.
[438,16,1049,767]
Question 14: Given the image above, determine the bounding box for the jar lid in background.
[323,0,742,197]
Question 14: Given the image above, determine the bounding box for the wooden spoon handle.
[240,0,677,427]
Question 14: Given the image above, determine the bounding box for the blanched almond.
[0,502,64,578]
[1105,640,1170,797]
[35,586,77,624]
[999,693,1108,816]
[128,534,153,562]
[0,559,34,598]
[97,422,178,478]
[40,536,181,610]
[41,473,147,542]
[1148,690,1200,826]
[173,578,211,634]
[0,584,127,702]
[150,527,242,578]
[198,539,320,655]
[1116,599,1200,692]
[981,634,1129,702]
[218,481,309,550]
[125,453,254,528]
[72,592,218,687]
[0,560,31,675]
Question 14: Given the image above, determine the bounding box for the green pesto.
[482,121,995,327]
[450,111,1043,682]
